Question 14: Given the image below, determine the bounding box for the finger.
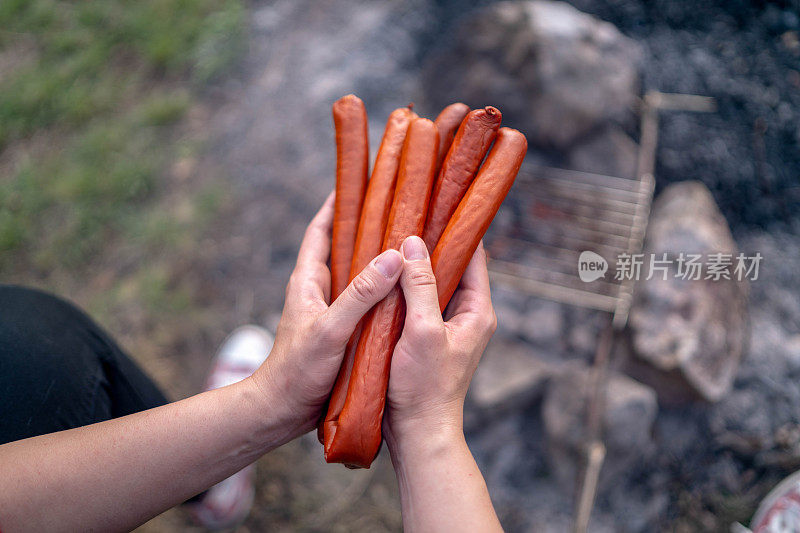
[291,191,335,301]
[296,190,335,272]
[399,235,444,326]
[321,249,403,343]
[458,240,491,296]
[445,241,493,324]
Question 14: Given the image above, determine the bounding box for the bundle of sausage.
[320,94,527,468]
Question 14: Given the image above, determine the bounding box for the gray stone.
[567,125,639,178]
[521,298,565,345]
[422,1,642,149]
[542,366,658,487]
[625,181,749,403]
[470,337,557,414]
[493,298,526,338]
[568,322,599,356]
[564,307,608,360]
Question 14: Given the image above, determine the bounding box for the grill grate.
[481,91,716,533]
[487,166,654,324]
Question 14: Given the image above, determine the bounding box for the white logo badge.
[578,251,608,282]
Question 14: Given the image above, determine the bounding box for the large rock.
[625,181,749,403]
[521,298,565,345]
[542,366,658,487]
[469,338,558,416]
[567,125,639,179]
[422,1,642,149]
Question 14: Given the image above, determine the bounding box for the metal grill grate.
[480,91,716,533]
[487,166,654,325]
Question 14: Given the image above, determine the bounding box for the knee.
[0,286,108,443]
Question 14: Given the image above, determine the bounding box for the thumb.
[399,236,443,327]
[322,249,403,342]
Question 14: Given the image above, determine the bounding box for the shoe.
[749,470,800,533]
[205,325,274,390]
[187,325,274,530]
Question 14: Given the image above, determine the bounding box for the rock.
[542,366,658,487]
[493,295,527,339]
[520,298,564,345]
[625,181,749,403]
[567,125,639,178]
[561,307,609,361]
[568,322,597,355]
[469,337,556,415]
[422,1,642,149]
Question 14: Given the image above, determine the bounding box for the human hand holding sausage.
[382,235,502,532]
[324,118,439,466]
[249,192,403,437]
[384,235,496,442]
[0,195,404,532]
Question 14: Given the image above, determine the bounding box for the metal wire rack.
[482,91,716,533]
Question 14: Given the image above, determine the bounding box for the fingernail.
[375,249,402,278]
[402,236,428,261]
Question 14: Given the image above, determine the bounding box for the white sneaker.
[205,325,274,390]
[188,325,274,530]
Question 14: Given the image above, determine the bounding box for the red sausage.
[350,106,418,275]
[331,94,369,301]
[320,106,416,444]
[324,118,439,468]
[433,102,470,173]
[432,127,527,311]
[423,106,501,253]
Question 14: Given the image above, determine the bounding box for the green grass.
[0,0,244,351]
[0,0,245,272]
[0,0,245,144]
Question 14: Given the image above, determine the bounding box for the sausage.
[325,289,404,466]
[431,127,527,311]
[330,94,369,301]
[423,106,501,253]
[324,118,439,468]
[350,106,418,275]
[318,328,360,444]
[320,106,416,444]
[380,119,439,252]
[319,94,368,444]
[433,102,470,173]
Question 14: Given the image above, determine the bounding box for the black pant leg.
[0,285,168,445]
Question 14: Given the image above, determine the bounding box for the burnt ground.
[428,0,800,234]
[566,0,800,233]
[137,0,800,531]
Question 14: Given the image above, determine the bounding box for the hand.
[384,235,496,444]
[248,192,403,436]
[383,235,502,533]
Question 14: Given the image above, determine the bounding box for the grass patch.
[0,0,244,271]
[0,0,245,363]
[139,90,191,126]
[0,0,245,144]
